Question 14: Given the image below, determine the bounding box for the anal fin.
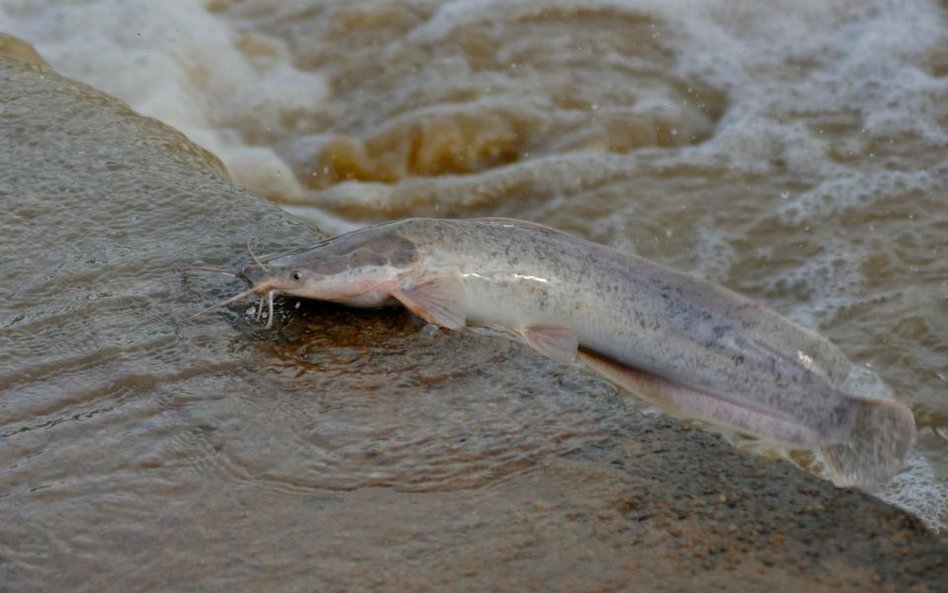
[520,325,579,364]
[576,349,678,410]
[577,348,822,448]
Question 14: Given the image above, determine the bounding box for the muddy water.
[2,57,945,593]
[1,1,947,591]
[5,0,943,527]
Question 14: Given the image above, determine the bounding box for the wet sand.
[1,44,945,592]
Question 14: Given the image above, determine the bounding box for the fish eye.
[291,271,302,281]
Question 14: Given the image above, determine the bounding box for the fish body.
[228,217,915,488]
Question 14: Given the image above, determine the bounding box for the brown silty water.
[1,1,947,591]
[200,1,945,514]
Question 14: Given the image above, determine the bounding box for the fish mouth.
[233,267,282,326]
[237,265,269,288]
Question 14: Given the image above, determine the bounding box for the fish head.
[239,223,420,308]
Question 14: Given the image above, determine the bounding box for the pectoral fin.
[394,278,466,331]
[520,325,579,364]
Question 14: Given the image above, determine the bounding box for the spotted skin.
[231,217,915,489]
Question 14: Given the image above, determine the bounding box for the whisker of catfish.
[247,237,269,271]
[188,286,260,321]
[264,291,276,329]
[185,266,238,277]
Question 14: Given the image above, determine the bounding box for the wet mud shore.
[1,43,945,593]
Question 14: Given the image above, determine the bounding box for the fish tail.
[821,397,916,490]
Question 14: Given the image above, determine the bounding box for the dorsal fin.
[470,217,559,232]
[471,217,594,247]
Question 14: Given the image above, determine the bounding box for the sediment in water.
[1,38,945,593]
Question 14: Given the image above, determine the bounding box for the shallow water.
[1,1,947,589]
[5,0,943,529]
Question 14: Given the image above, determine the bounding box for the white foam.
[837,365,947,533]
[5,0,943,221]
[3,0,943,204]
[879,452,947,533]
[777,168,943,226]
[0,0,326,200]
[692,216,738,283]
[659,0,948,171]
[761,237,871,328]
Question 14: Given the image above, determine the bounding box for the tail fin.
[821,398,916,490]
